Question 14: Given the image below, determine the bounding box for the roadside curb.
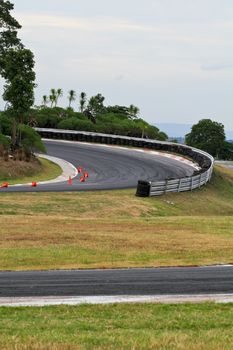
[10,154,78,187]
[1,293,233,307]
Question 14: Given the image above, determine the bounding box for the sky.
[0,0,233,129]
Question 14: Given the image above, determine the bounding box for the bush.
[0,133,10,149]
[0,113,12,135]
[28,106,168,141]
[57,117,95,132]
[18,124,46,154]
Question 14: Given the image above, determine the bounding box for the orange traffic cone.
[68,176,72,185]
[84,172,89,178]
[80,176,85,183]
[31,182,37,187]
[77,167,83,174]
[1,182,9,188]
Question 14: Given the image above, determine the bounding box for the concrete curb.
[1,294,233,307]
[10,154,78,187]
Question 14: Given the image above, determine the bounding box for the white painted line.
[1,294,233,307]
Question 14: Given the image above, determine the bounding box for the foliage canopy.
[185,119,226,157]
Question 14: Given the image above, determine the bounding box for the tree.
[0,133,10,148]
[0,112,12,135]
[49,88,56,107]
[0,0,23,57]
[79,91,86,113]
[219,141,233,160]
[68,89,76,108]
[128,104,140,119]
[1,48,36,147]
[55,88,63,107]
[42,95,49,107]
[18,124,45,160]
[0,1,40,156]
[87,93,105,117]
[185,119,225,157]
[135,119,148,138]
[0,133,10,160]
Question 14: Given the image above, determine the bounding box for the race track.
[1,139,195,192]
[0,266,233,298]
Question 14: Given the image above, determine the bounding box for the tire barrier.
[35,128,214,197]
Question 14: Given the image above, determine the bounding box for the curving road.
[1,139,195,192]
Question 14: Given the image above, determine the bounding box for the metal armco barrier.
[35,128,214,197]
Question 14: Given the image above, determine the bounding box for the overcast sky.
[0,0,232,129]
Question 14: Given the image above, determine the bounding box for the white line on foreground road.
[1,294,233,307]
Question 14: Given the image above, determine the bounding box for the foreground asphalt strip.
[1,294,233,307]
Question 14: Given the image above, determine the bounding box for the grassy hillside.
[0,165,232,270]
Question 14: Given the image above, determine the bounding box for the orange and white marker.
[80,176,85,183]
[1,182,9,188]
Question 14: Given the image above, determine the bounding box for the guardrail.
[35,127,214,197]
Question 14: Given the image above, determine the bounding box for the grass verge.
[0,165,233,270]
[0,303,233,350]
[0,157,62,184]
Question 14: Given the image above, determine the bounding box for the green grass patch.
[0,157,62,184]
[0,303,233,349]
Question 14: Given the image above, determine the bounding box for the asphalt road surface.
[1,139,194,192]
[0,266,232,297]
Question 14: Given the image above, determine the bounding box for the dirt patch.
[0,157,42,181]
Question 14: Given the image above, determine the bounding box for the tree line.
[15,89,166,140]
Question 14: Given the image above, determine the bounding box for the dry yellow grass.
[0,157,62,184]
[0,166,233,270]
[0,215,232,270]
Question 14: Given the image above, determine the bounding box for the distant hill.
[155,123,233,141]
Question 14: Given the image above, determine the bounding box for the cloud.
[15,12,233,49]
[1,2,232,130]
[14,13,157,32]
[201,63,233,71]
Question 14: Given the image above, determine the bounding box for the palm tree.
[55,88,63,107]
[87,93,105,116]
[50,88,57,107]
[42,95,49,107]
[68,90,76,108]
[129,104,140,119]
[79,92,87,113]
